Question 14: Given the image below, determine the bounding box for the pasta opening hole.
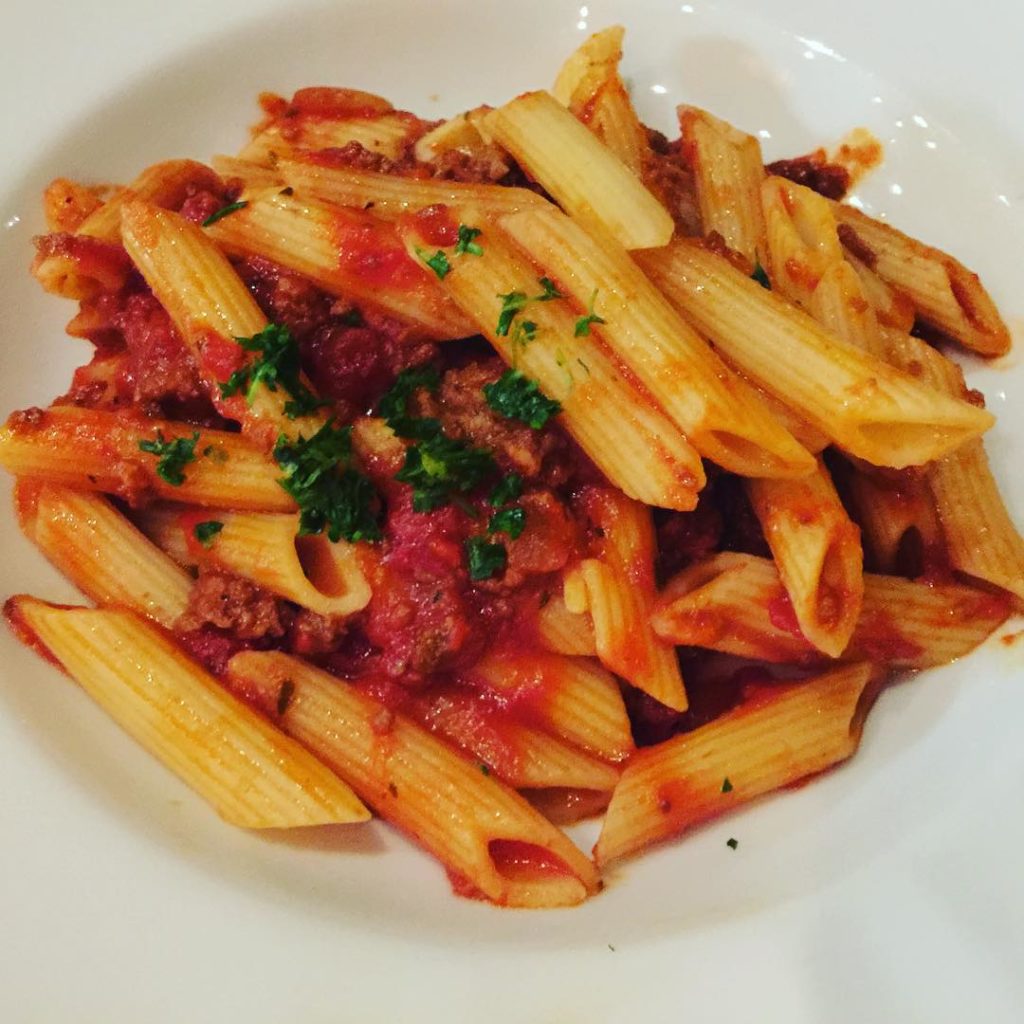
[892,527,925,578]
[850,422,973,466]
[294,535,350,598]
[705,431,787,475]
[487,839,575,884]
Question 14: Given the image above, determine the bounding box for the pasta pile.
[2,26,1019,908]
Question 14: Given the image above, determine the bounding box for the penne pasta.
[499,206,816,478]
[16,482,192,628]
[136,505,372,619]
[594,663,876,864]
[0,406,292,511]
[205,187,475,340]
[223,650,600,907]
[680,106,767,268]
[573,487,688,710]
[553,26,650,176]
[120,200,324,446]
[484,91,674,250]
[396,209,705,510]
[9,598,368,828]
[832,202,1011,356]
[747,457,864,658]
[637,239,995,467]
[651,551,1011,667]
[466,651,635,763]
[276,155,547,218]
[534,591,597,657]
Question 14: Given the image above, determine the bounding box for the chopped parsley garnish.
[454,224,484,256]
[337,307,364,327]
[376,365,440,434]
[219,324,325,419]
[276,679,295,716]
[488,506,525,539]
[202,200,248,227]
[726,837,739,850]
[465,536,507,581]
[510,318,538,350]
[751,262,771,289]
[273,421,382,542]
[496,290,529,336]
[138,430,200,486]
[417,248,451,279]
[395,432,497,512]
[574,289,606,337]
[193,520,224,548]
[721,777,733,794]
[483,369,561,429]
[536,276,564,301]
[488,473,523,507]
[479,763,491,776]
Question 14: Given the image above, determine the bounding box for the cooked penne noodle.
[681,106,767,268]
[534,591,597,657]
[747,457,864,657]
[651,552,1011,667]
[412,105,496,163]
[637,239,994,467]
[467,651,635,763]
[223,650,600,907]
[239,112,423,166]
[136,505,372,618]
[832,460,944,575]
[846,251,916,332]
[484,91,673,249]
[9,599,368,827]
[0,406,292,511]
[396,211,705,510]
[276,155,547,218]
[552,26,649,176]
[876,327,1024,601]
[832,203,1011,356]
[525,787,612,826]
[210,155,286,192]
[206,188,474,340]
[594,663,875,864]
[761,175,883,356]
[407,688,619,791]
[121,200,324,445]
[16,483,192,628]
[76,159,225,243]
[573,487,688,710]
[500,206,815,478]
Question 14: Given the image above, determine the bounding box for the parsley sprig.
[751,262,772,289]
[138,430,200,486]
[193,520,224,547]
[495,277,565,342]
[395,432,497,513]
[454,224,484,256]
[219,324,325,419]
[483,370,561,429]
[273,421,381,542]
[376,365,441,437]
[417,248,451,280]
[465,536,508,581]
[574,288,607,337]
[202,200,248,227]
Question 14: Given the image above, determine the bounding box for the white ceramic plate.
[2,1,1022,1019]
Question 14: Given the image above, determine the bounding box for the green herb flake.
[726,837,739,850]
[193,520,224,548]
[218,323,325,420]
[510,318,538,350]
[138,430,200,486]
[202,200,249,227]
[535,276,564,301]
[454,224,484,256]
[465,536,507,581]
[488,473,523,507]
[418,247,451,279]
[488,505,526,540]
[483,369,561,429]
[479,763,491,776]
[496,290,529,336]
[376,365,441,432]
[751,262,772,290]
[273,421,382,543]
[276,679,295,716]
[721,777,733,794]
[574,289,606,337]
[395,433,497,512]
